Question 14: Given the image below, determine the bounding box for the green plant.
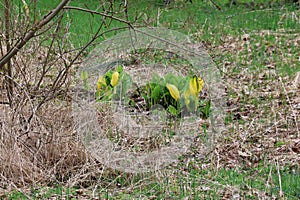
[96,66,210,118]
[95,65,132,102]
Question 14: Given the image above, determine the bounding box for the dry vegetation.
[211,32,300,168]
[0,0,299,199]
[1,30,298,198]
[0,41,84,191]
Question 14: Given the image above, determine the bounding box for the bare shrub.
[0,0,133,193]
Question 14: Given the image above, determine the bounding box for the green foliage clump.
[95,66,210,118]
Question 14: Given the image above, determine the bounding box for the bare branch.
[4,0,14,107]
[0,0,70,69]
[63,6,133,28]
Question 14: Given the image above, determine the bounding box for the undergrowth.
[0,0,299,199]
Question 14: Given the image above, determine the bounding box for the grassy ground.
[2,0,300,199]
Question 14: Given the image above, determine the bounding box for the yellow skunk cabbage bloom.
[189,76,204,95]
[111,71,119,87]
[166,83,180,101]
[97,76,106,90]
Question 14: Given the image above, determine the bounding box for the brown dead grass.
[0,100,87,193]
[0,37,92,195]
[0,29,299,198]
[207,31,300,169]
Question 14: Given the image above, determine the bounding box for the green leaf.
[142,93,149,103]
[105,70,112,80]
[168,105,178,116]
[151,85,161,104]
[116,65,123,73]
[201,100,211,119]
[165,73,179,86]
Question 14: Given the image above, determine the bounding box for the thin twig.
[0,0,70,68]
[63,5,134,29]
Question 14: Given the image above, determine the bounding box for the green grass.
[15,0,299,54]
[63,0,298,76]
[5,165,299,199]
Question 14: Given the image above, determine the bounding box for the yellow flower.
[189,76,204,95]
[166,83,180,101]
[97,76,106,90]
[111,71,119,87]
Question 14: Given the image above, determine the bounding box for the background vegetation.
[0,0,299,199]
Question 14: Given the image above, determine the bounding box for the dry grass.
[209,31,300,169]
[0,36,90,195]
[0,95,87,193]
[0,27,299,198]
